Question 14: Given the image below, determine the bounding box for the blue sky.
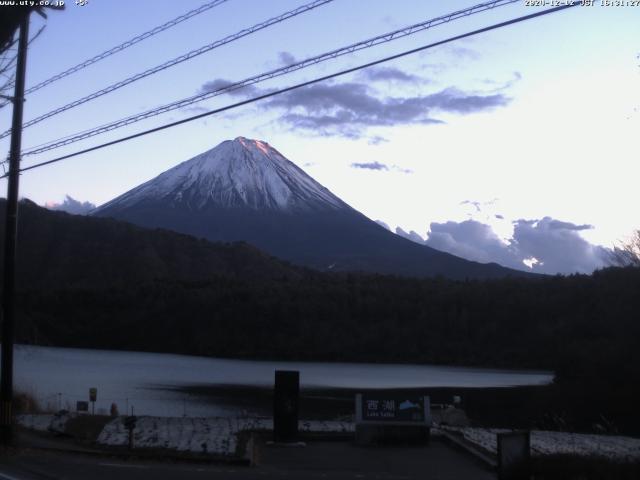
[1,0,638,273]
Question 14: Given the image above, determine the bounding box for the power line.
[2,4,579,180]
[24,0,230,95]
[20,0,520,157]
[0,0,335,140]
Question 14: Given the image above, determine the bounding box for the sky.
[1,0,638,274]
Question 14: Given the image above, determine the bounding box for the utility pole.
[0,12,30,446]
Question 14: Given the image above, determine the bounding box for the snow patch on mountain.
[97,137,346,212]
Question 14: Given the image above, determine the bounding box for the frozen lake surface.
[14,345,553,417]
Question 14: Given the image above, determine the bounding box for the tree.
[0,5,59,111]
[0,44,18,109]
[609,230,640,267]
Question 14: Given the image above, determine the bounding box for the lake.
[13,344,553,417]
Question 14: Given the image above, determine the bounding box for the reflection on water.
[13,344,553,417]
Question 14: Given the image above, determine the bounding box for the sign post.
[355,393,432,445]
[497,431,531,480]
[124,416,137,450]
[76,401,89,414]
[89,388,97,415]
[273,370,299,443]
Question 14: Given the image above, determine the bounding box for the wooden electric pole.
[0,12,30,446]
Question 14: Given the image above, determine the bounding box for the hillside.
[0,199,304,290]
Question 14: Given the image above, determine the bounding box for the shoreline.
[168,384,557,427]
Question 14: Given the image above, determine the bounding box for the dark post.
[273,370,299,443]
[89,387,96,415]
[124,416,137,450]
[0,12,30,446]
[497,431,531,480]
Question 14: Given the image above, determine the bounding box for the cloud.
[278,51,296,66]
[45,195,96,215]
[481,72,523,92]
[367,135,388,145]
[510,217,610,274]
[395,227,425,245]
[197,69,511,140]
[425,219,518,267]
[392,166,413,174]
[350,161,413,174]
[200,78,267,98]
[261,82,509,139]
[375,220,391,231]
[447,45,481,60]
[358,66,424,84]
[461,200,481,212]
[543,218,592,231]
[351,161,388,171]
[418,216,611,275]
[182,106,209,114]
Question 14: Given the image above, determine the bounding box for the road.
[1,439,496,479]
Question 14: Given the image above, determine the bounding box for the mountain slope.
[94,137,531,280]
[0,199,302,290]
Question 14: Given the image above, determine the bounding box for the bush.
[14,390,41,414]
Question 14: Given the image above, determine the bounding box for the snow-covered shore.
[18,414,640,461]
[444,427,640,463]
[17,414,353,456]
[98,416,353,455]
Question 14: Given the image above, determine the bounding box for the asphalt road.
[1,440,496,480]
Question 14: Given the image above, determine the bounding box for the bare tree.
[0,43,18,109]
[0,24,46,111]
[0,5,58,110]
[609,230,640,267]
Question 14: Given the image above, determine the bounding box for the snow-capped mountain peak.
[98,137,346,212]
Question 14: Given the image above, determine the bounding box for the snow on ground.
[443,427,640,462]
[16,414,56,432]
[18,413,353,457]
[97,417,354,456]
[25,413,638,462]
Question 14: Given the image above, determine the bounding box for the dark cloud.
[197,69,510,139]
[261,82,508,139]
[425,219,517,267]
[510,217,609,274]
[359,66,424,84]
[45,195,96,215]
[544,218,592,231]
[425,88,510,114]
[351,161,388,171]
[182,106,209,114]
[200,78,266,98]
[419,216,610,275]
[278,51,296,66]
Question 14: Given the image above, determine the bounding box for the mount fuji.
[93,137,525,279]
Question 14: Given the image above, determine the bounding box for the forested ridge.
[15,267,640,377]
